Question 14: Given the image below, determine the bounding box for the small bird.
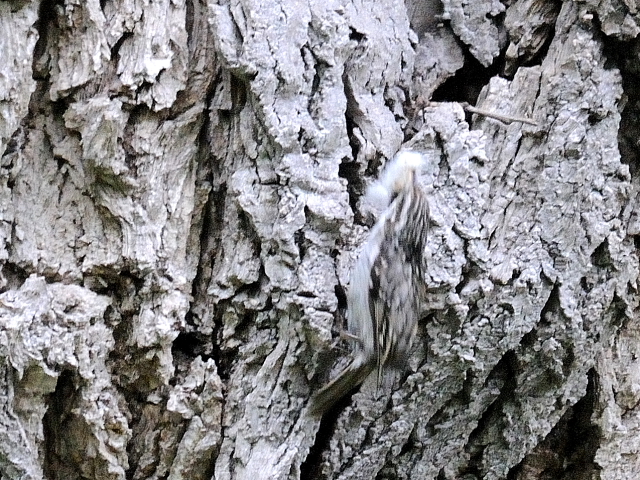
[310,151,430,415]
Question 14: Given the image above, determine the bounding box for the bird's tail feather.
[308,357,375,416]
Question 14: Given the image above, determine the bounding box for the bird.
[309,150,430,415]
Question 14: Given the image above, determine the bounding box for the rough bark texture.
[0,0,639,479]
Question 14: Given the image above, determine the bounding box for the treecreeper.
[310,151,431,415]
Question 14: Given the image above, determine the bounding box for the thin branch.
[460,102,538,126]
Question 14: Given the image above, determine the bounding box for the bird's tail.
[308,356,375,416]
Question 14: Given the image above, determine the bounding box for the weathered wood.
[0,0,638,479]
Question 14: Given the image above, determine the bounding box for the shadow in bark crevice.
[431,49,500,110]
[300,392,357,480]
[32,0,64,81]
[42,370,83,480]
[602,35,640,180]
[506,368,602,480]
[462,350,518,476]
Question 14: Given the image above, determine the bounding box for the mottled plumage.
[310,151,430,415]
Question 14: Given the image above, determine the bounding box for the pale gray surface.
[0,2,37,157]
[0,0,638,479]
[441,0,504,66]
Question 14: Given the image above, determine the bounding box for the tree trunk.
[0,0,638,479]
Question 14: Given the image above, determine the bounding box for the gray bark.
[0,0,639,479]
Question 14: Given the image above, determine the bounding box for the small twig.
[339,330,362,345]
[461,102,538,126]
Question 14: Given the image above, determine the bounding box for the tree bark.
[0,0,639,479]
